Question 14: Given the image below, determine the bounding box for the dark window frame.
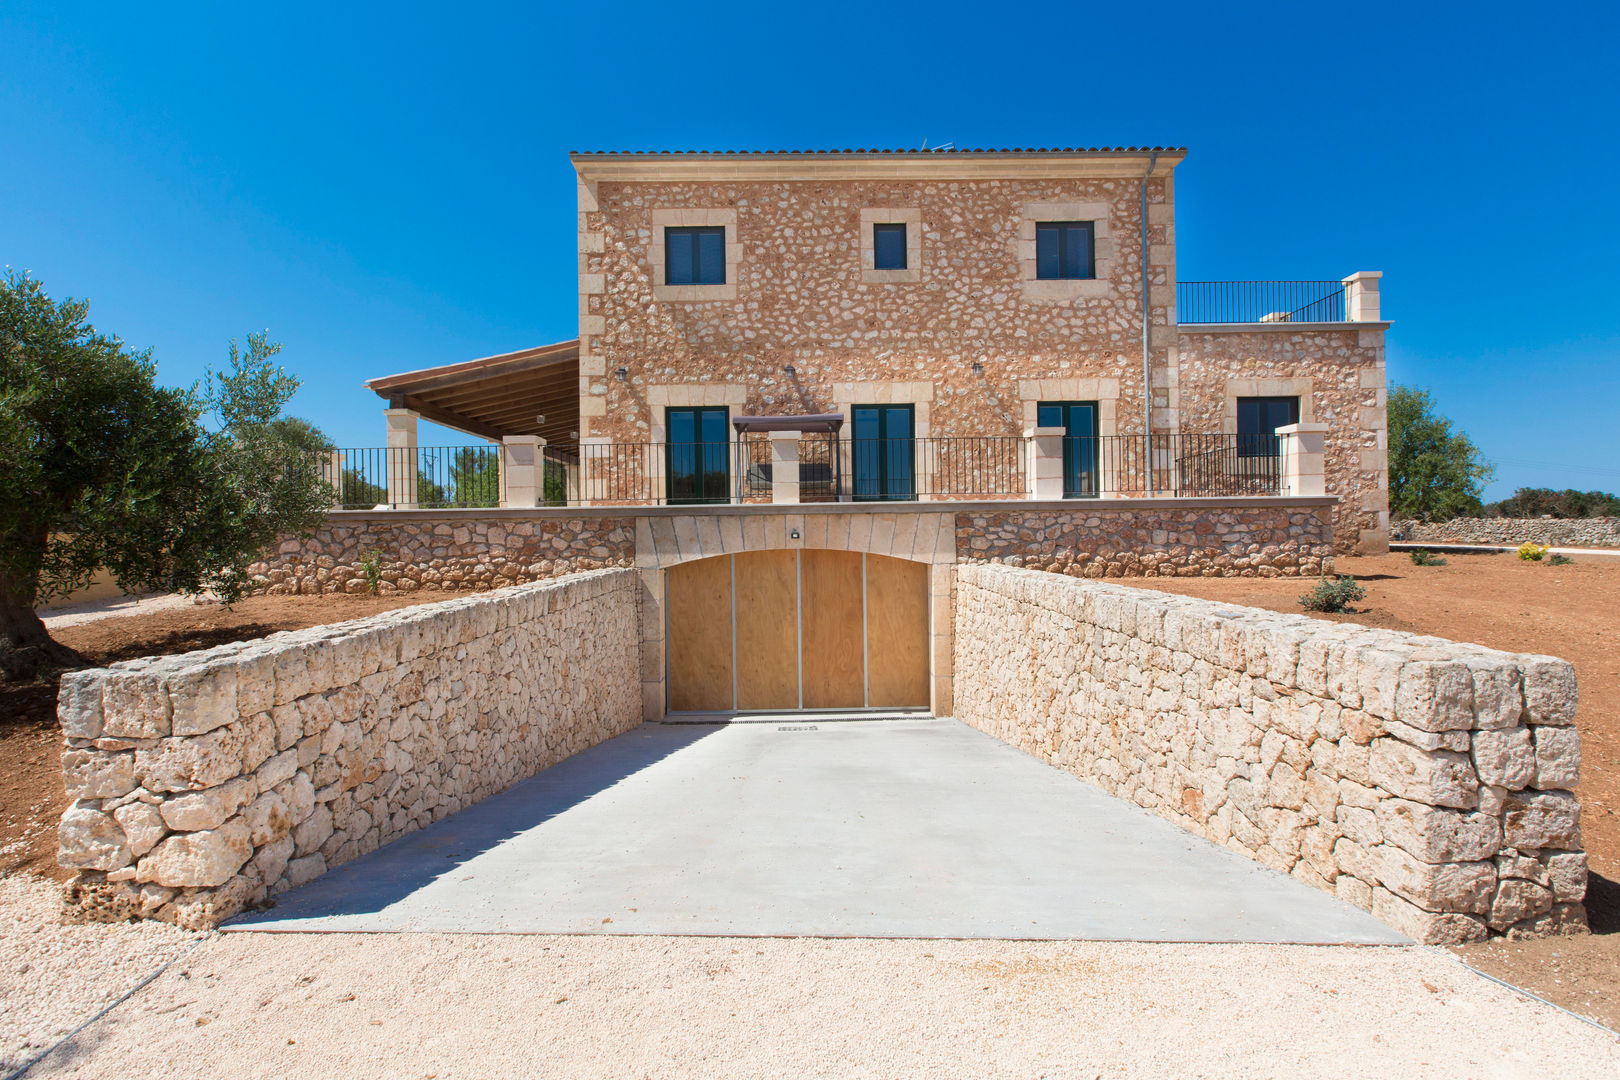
[1037,400,1100,498]
[665,405,731,504]
[872,223,908,270]
[1235,396,1301,458]
[850,403,915,502]
[664,226,727,286]
[1034,220,1096,280]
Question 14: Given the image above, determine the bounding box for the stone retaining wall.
[958,504,1333,578]
[57,569,641,928]
[952,563,1586,943]
[1395,517,1620,550]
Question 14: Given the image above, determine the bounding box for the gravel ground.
[21,931,1620,1079]
[0,874,202,1075]
[39,593,197,630]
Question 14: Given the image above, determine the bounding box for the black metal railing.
[322,446,503,509]
[323,431,1284,509]
[1178,280,1347,324]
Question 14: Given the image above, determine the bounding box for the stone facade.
[957,503,1333,578]
[248,514,636,595]
[1394,517,1620,549]
[953,564,1585,943]
[1177,326,1388,554]
[58,570,641,928]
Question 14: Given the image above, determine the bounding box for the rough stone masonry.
[57,569,641,928]
[953,564,1585,943]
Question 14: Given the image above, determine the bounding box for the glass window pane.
[873,224,906,270]
[1036,224,1059,279]
[669,409,695,444]
[1237,398,1262,436]
[666,230,693,285]
[696,229,726,284]
[853,406,878,440]
[1037,404,1062,428]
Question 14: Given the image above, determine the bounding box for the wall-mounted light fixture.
[971,360,984,376]
[614,366,628,381]
[534,414,546,425]
[783,364,797,378]
[569,430,579,440]
[789,528,801,540]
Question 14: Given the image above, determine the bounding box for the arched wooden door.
[666,550,929,713]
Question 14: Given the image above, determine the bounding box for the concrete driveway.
[231,718,1401,943]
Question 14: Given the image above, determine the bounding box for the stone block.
[1543,852,1587,903]
[159,775,257,832]
[58,671,105,740]
[135,725,248,793]
[244,791,294,847]
[1488,877,1554,931]
[1372,887,1488,944]
[59,804,132,871]
[293,803,334,856]
[252,834,295,886]
[1502,791,1581,851]
[1374,798,1500,863]
[254,748,300,792]
[112,801,168,857]
[1393,660,1475,732]
[102,672,171,739]
[284,852,327,888]
[62,749,136,800]
[1519,656,1576,726]
[1463,659,1523,730]
[137,818,252,887]
[1372,844,1495,914]
[168,663,240,737]
[1470,727,1535,790]
[1532,726,1580,791]
[1369,738,1479,810]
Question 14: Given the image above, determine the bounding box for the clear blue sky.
[3,1,1616,500]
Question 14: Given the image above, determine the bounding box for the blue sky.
[3,1,1616,500]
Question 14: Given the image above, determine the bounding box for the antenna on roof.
[920,138,954,152]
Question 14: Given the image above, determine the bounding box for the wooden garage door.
[666,550,929,713]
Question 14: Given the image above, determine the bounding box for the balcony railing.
[320,432,1298,510]
[1178,280,1349,324]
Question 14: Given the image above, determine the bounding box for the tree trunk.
[0,567,85,682]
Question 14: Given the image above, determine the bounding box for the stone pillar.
[500,436,544,508]
[768,431,800,505]
[323,450,345,509]
[1343,271,1382,322]
[577,436,609,508]
[1277,422,1329,497]
[1026,426,1065,501]
[384,408,419,509]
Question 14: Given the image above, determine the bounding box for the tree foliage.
[0,270,330,677]
[1387,385,1494,521]
[1484,487,1620,519]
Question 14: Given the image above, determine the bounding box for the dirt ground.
[1126,550,1620,1028]
[0,592,439,880]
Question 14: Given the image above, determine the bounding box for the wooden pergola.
[365,340,580,451]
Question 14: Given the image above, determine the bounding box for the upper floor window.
[872,223,908,270]
[1035,221,1095,280]
[1236,396,1300,457]
[665,226,726,285]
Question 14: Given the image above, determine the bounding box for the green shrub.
[1547,553,1574,566]
[1298,575,1367,613]
[1409,549,1447,567]
[359,549,384,594]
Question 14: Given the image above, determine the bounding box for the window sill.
[862,268,922,284]
[1020,278,1112,301]
[653,283,738,302]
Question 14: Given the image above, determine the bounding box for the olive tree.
[1388,384,1495,522]
[0,270,330,679]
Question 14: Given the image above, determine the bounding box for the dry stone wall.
[957,503,1334,577]
[953,564,1586,943]
[57,569,641,928]
[1395,518,1620,549]
[247,514,635,595]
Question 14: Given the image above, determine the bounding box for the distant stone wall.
[1395,518,1620,550]
[953,564,1586,943]
[248,513,636,594]
[957,502,1334,577]
[58,569,641,929]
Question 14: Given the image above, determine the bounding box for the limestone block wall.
[57,569,641,928]
[1177,326,1389,555]
[953,564,1586,943]
[1394,517,1620,549]
[957,502,1334,578]
[247,513,636,595]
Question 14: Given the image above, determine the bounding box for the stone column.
[1343,271,1382,322]
[323,450,345,509]
[1277,422,1329,497]
[1026,426,1065,501]
[577,436,609,508]
[768,431,800,505]
[500,436,544,508]
[384,408,419,509]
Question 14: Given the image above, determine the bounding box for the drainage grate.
[777,724,819,732]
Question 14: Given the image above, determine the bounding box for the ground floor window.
[852,404,914,501]
[1037,400,1099,498]
[1236,396,1300,457]
[666,406,730,504]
